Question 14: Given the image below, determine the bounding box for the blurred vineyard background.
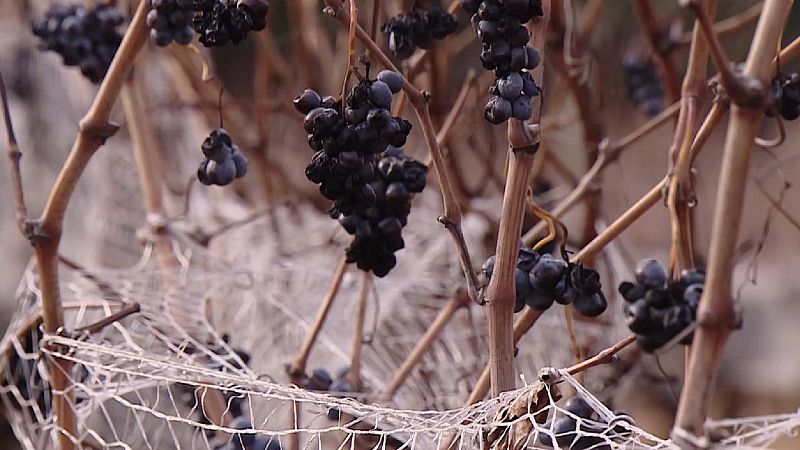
[2,0,800,449]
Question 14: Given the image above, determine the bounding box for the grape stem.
[672,1,793,446]
[382,288,470,399]
[321,0,482,306]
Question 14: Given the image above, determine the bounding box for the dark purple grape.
[565,396,593,419]
[484,95,512,124]
[293,89,322,114]
[377,70,403,94]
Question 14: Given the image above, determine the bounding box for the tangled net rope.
[0,141,798,450]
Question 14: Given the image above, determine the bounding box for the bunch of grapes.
[192,0,269,47]
[296,70,410,215]
[146,0,195,46]
[340,148,427,277]
[481,246,608,317]
[619,259,705,352]
[300,367,354,420]
[539,396,632,450]
[768,72,800,120]
[460,0,542,124]
[31,3,124,83]
[381,6,458,60]
[197,128,249,186]
[622,55,665,117]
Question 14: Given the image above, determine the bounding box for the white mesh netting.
[1,139,800,450]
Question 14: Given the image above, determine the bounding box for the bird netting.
[2,191,800,450]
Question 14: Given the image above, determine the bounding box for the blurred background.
[2,0,800,449]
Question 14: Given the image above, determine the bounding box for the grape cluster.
[768,73,800,120]
[197,128,249,186]
[619,259,704,352]
[539,396,631,450]
[460,0,542,123]
[340,148,427,277]
[622,56,664,117]
[300,367,354,420]
[146,0,195,46]
[481,246,607,317]
[193,0,269,47]
[31,3,124,83]
[295,70,423,277]
[382,6,458,60]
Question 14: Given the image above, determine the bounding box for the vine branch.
[672,1,792,446]
[0,71,28,235]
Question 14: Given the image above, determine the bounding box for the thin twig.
[369,0,383,43]
[322,0,480,306]
[348,271,371,391]
[754,180,800,231]
[632,0,682,102]
[382,289,469,399]
[566,335,637,375]
[550,0,605,258]
[682,0,768,107]
[675,1,763,47]
[73,303,141,335]
[0,71,28,235]
[666,0,717,277]
[672,1,792,446]
[288,257,349,380]
[521,100,680,246]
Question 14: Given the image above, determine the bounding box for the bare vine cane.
[482,1,551,396]
[1,1,152,448]
[547,0,607,269]
[673,2,763,47]
[671,1,792,448]
[631,0,682,103]
[381,289,470,400]
[320,0,482,307]
[521,99,681,247]
[347,271,371,391]
[665,0,717,277]
[287,257,349,382]
[0,72,27,235]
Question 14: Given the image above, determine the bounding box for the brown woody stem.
[632,0,682,103]
[288,257,348,380]
[0,72,28,235]
[348,271,371,391]
[382,289,470,399]
[672,1,792,446]
[23,2,151,448]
